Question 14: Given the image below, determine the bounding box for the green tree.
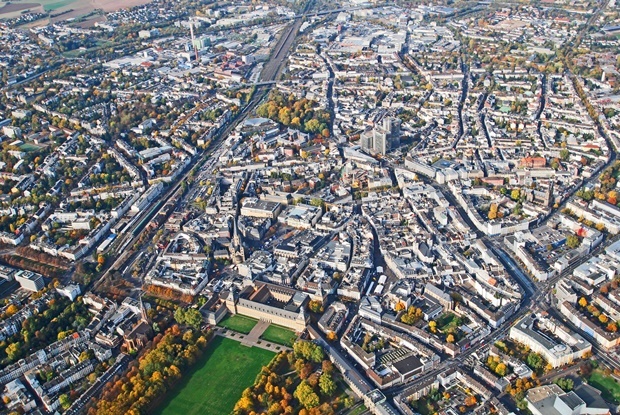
[294,380,320,409]
[174,308,203,328]
[554,377,574,391]
[319,373,336,396]
[293,340,324,363]
[527,353,544,370]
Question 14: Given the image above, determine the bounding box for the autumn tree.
[488,203,499,220]
[464,395,477,406]
[566,234,581,249]
[495,363,507,377]
[326,331,338,342]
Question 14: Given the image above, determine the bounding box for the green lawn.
[217,314,257,334]
[19,143,42,152]
[588,370,620,403]
[436,313,461,332]
[260,324,297,346]
[156,336,275,415]
[347,404,367,415]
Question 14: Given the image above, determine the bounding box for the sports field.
[156,336,275,415]
[260,324,297,346]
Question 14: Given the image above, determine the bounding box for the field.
[0,0,154,22]
[217,314,257,334]
[260,324,297,346]
[588,370,620,404]
[0,2,40,13]
[156,336,275,415]
[42,0,74,11]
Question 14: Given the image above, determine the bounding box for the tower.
[189,21,199,62]
[139,295,149,323]
[231,216,245,264]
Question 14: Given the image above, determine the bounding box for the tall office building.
[360,117,401,155]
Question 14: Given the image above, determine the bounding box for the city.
[0,0,619,414]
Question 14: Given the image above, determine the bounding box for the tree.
[319,373,336,396]
[527,353,544,370]
[495,363,507,377]
[446,334,455,343]
[401,306,423,325]
[554,377,574,391]
[464,395,477,406]
[293,341,324,363]
[566,234,581,249]
[395,302,405,312]
[578,297,588,307]
[488,203,498,220]
[59,394,71,410]
[599,314,608,324]
[308,300,323,313]
[511,189,521,201]
[326,331,338,342]
[429,321,437,333]
[294,381,320,409]
[5,304,18,317]
[5,342,21,361]
[174,308,203,329]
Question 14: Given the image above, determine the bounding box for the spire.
[139,295,149,323]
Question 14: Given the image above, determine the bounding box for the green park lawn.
[217,314,257,334]
[260,324,297,346]
[436,312,463,333]
[588,370,620,404]
[156,336,275,415]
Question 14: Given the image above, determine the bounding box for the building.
[559,301,620,350]
[240,198,282,219]
[526,384,610,415]
[361,117,401,155]
[280,204,323,229]
[318,302,348,334]
[223,282,309,332]
[509,314,591,368]
[14,270,45,292]
[56,284,81,301]
[423,283,453,310]
[123,321,153,352]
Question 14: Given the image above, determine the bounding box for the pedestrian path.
[243,319,270,345]
[213,323,291,353]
